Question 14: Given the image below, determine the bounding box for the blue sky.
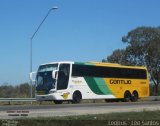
[0,0,160,85]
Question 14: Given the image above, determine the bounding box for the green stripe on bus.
[74,62,85,65]
[84,77,103,95]
[93,78,112,95]
[75,62,112,95]
[74,62,94,66]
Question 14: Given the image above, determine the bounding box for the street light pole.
[30,6,58,100]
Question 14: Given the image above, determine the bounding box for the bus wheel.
[123,91,131,102]
[72,91,82,104]
[54,100,63,104]
[131,91,138,102]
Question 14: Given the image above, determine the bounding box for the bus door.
[57,64,70,90]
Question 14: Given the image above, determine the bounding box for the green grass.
[1,110,160,126]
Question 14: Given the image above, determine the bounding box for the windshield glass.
[36,64,58,94]
[38,64,58,72]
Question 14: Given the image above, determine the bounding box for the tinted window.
[38,64,58,72]
[57,64,70,90]
[72,64,147,79]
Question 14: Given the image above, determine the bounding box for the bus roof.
[40,61,147,70]
[87,61,147,69]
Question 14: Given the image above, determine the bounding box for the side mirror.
[52,70,58,79]
[29,72,37,84]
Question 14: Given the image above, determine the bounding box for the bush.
[0,83,35,98]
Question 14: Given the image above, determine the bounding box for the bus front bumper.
[36,94,55,101]
[35,92,69,101]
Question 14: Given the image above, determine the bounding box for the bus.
[30,61,149,104]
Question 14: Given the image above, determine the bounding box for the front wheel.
[72,91,82,104]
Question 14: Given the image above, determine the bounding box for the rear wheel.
[72,91,82,104]
[131,91,138,102]
[54,100,63,104]
[123,91,131,102]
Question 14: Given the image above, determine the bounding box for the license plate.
[37,91,44,95]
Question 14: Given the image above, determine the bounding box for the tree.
[106,49,125,64]
[105,26,160,95]
[0,83,31,98]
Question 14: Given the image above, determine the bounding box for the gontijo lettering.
[110,79,131,84]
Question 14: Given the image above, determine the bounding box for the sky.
[0,0,160,85]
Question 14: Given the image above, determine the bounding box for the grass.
[1,110,160,126]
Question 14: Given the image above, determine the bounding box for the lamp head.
[52,6,58,10]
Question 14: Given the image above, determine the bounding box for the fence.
[0,98,36,104]
[0,96,159,105]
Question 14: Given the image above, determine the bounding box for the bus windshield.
[36,64,58,94]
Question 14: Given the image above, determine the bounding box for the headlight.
[49,90,56,94]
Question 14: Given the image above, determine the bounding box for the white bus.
[30,61,149,104]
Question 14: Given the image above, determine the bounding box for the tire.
[72,91,82,104]
[123,91,131,102]
[131,91,138,102]
[54,100,63,104]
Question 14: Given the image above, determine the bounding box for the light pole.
[30,6,58,99]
